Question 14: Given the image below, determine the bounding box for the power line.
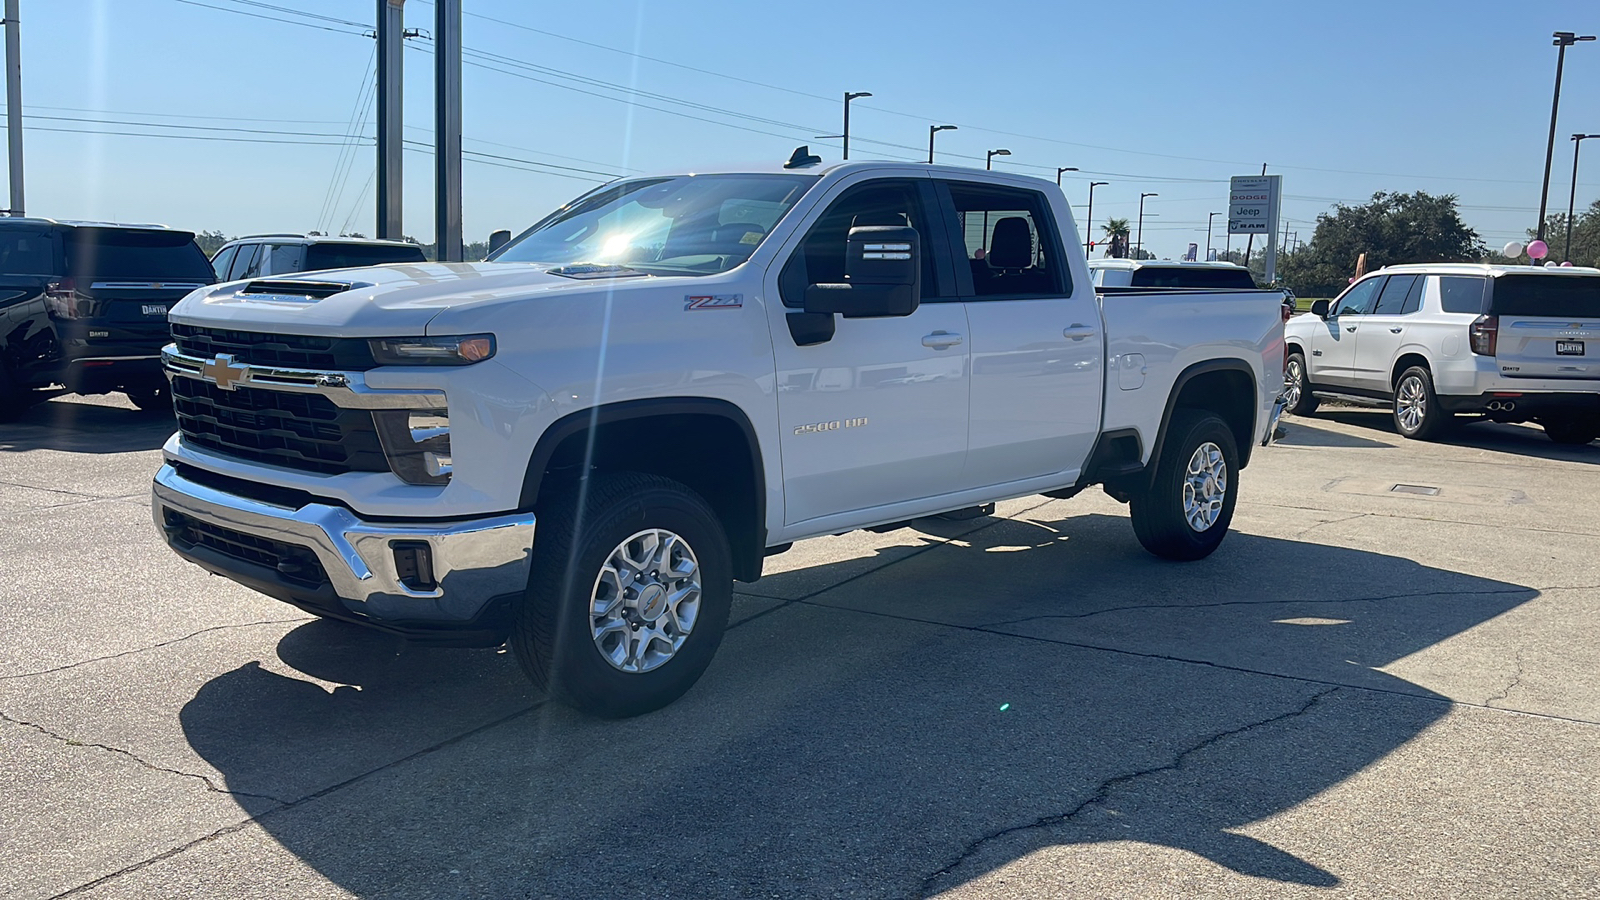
[167,0,366,35]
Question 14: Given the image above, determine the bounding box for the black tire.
[1284,351,1318,416]
[511,472,733,718]
[124,380,171,414]
[1541,417,1600,445]
[1129,410,1239,561]
[1391,366,1450,440]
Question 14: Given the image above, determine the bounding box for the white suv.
[210,235,426,281]
[1284,264,1600,443]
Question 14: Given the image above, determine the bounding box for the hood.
[168,262,618,337]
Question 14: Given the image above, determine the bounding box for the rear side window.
[945,182,1068,298]
[0,232,57,276]
[1488,274,1600,317]
[63,228,213,280]
[1372,274,1418,315]
[304,243,427,270]
[229,243,262,281]
[1128,266,1255,289]
[1438,276,1487,314]
[262,244,306,275]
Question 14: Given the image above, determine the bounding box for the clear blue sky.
[16,0,1600,260]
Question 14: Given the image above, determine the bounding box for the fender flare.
[1144,358,1259,483]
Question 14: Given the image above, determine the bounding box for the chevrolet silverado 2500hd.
[152,159,1285,717]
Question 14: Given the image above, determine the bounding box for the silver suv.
[209,235,426,281]
[1283,264,1600,444]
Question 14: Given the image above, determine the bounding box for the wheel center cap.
[636,583,668,621]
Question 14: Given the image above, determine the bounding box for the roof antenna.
[785,145,823,169]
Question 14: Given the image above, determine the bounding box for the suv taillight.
[44,278,83,319]
[1469,314,1498,356]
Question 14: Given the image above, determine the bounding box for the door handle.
[1345,326,1357,332]
[922,331,963,349]
[1390,327,1403,334]
[1063,324,1097,341]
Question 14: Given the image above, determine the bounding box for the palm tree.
[1101,217,1131,258]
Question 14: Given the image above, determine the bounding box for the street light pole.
[1056,166,1078,185]
[1137,192,1158,259]
[3,0,23,216]
[1568,133,1599,261]
[1206,211,1219,260]
[1539,32,1595,243]
[843,91,871,161]
[928,124,956,164]
[986,148,1011,170]
[1086,181,1108,255]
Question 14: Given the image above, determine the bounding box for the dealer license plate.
[142,304,168,316]
[1556,340,1585,355]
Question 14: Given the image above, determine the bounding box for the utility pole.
[376,0,404,239]
[434,0,462,261]
[3,0,22,216]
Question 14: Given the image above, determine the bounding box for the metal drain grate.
[1390,484,1441,496]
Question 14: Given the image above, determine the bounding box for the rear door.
[1308,275,1381,387]
[63,228,215,343]
[1488,273,1600,380]
[1351,273,1424,391]
[938,177,1102,488]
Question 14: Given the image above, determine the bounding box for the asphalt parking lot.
[4,395,1599,899]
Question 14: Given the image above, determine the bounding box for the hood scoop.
[237,279,368,301]
[544,263,650,280]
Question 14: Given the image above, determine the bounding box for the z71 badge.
[685,294,742,311]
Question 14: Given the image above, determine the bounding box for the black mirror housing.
[1311,299,1330,318]
[803,225,921,319]
[487,229,512,256]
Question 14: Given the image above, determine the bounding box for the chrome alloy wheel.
[589,529,702,673]
[1284,358,1304,410]
[1182,441,1228,532]
[1396,375,1426,433]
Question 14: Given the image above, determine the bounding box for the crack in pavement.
[1486,646,1528,708]
[0,709,291,806]
[0,618,313,681]
[1293,512,1370,537]
[916,687,1341,897]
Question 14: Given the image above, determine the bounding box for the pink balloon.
[1348,277,1355,283]
[1528,239,1549,259]
[1562,261,1575,267]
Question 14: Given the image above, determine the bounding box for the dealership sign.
[1228,175,1281,235]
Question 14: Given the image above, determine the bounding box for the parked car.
[209,235,426,281]
[0,219,214,417]
[152,158,1286,717]
[1088,259,1258,290]
[1283,264,1600,443]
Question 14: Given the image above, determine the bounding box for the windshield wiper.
[544,262,653,279]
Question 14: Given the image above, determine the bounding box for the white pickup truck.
[152,158,1285,716]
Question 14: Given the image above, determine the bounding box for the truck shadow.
[179,512,1531,898]
[0,395,173,454]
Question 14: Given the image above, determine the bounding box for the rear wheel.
[1392,366,1450,440]
[511,472,733,718]
[1129,410,1239,561]
[1541,417,1600,445]
[1284,352,1318,416]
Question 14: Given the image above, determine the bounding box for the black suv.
[0,219,214,417]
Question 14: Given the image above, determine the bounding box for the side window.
[780,180,942,307]
[228,243,262,281]
[1372,274,1418,315]
[1333,276,1382,316]
[944,182,1068,298]
[1438,276,1488,314]
[210,246,238,281]
[261,244,304,275]
[1399,274,1426,314]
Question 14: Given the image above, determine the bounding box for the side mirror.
[1311,299,1330,318]
[487,229,512,257]
[803,225,921,319]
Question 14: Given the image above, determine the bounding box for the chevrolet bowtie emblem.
[201,354,251,391]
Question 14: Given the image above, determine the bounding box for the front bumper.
[152,463,535,645]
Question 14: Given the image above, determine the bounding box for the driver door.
[762,173,970,533]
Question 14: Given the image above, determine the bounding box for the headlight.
[370,334,495,366]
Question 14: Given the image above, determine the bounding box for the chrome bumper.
[152,463,535,625]
[1263,394,1287,446]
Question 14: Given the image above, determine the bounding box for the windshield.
[492,174,818,276]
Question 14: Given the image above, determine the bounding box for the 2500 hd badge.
[794,417,869,435]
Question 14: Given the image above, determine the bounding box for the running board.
[1310,390,1389,408]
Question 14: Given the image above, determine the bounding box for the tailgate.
[1491,274,1600,379]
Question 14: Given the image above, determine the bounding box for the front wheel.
[511,472,733,718]
[1284,352,1318,416]
[1542,417,1600,445]
[1392,366,1450,440]
[1129,410,1239,561]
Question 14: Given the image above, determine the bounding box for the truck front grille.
[163,509,329,588]
[171,324,378,370]
[172,377,388,475]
